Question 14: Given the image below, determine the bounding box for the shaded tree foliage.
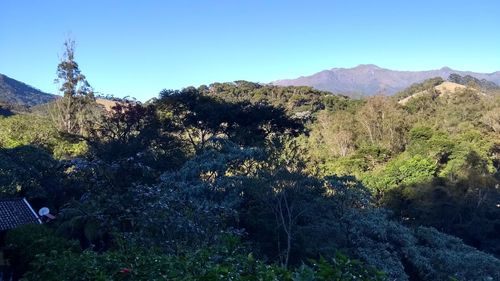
[157,87,303,152]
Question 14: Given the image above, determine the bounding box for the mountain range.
[272,64,500,97]
[2,65,500,109]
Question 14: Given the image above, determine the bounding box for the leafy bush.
[4,224,79,278]
[0,146,61,201]
[23,241,382,281]
[362,154,436,197]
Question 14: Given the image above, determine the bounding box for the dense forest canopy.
[0,45,499,281]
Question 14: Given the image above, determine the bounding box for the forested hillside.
[1,44,499,281]
[0,74,56,107]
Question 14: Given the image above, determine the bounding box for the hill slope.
[272,65,500,97]
[0,73,56,107]
[398,81,469,105]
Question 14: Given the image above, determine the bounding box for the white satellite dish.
[38,207,56,220]
[38,207,50,217]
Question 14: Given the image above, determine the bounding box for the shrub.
[4,224,79,278]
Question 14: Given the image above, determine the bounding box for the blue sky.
[1,0,499,100]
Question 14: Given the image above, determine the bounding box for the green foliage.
[158,87,303,153]
[308,96,409,172]
[438,131,495,180]
[406,227,500,281]
[23,237,381,281]
[431,88,490,133]
[50,39,96,135]
[199,82,354,115]
[384,174,500,257]
[4,224,79,277]
[408,126,433,142]
[0,114,87,158]
[363,154,437,196]
[0,146,60,201]
[3,65,500,281]
[86,99,187,170]
[317,145,391,177]
[294,254,384,281]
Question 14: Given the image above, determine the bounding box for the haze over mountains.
[273,64,500,97]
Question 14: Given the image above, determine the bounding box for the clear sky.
[1,0,499,100]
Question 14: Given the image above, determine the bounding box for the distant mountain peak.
[272,65,500,97]
[355,64,382,69]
